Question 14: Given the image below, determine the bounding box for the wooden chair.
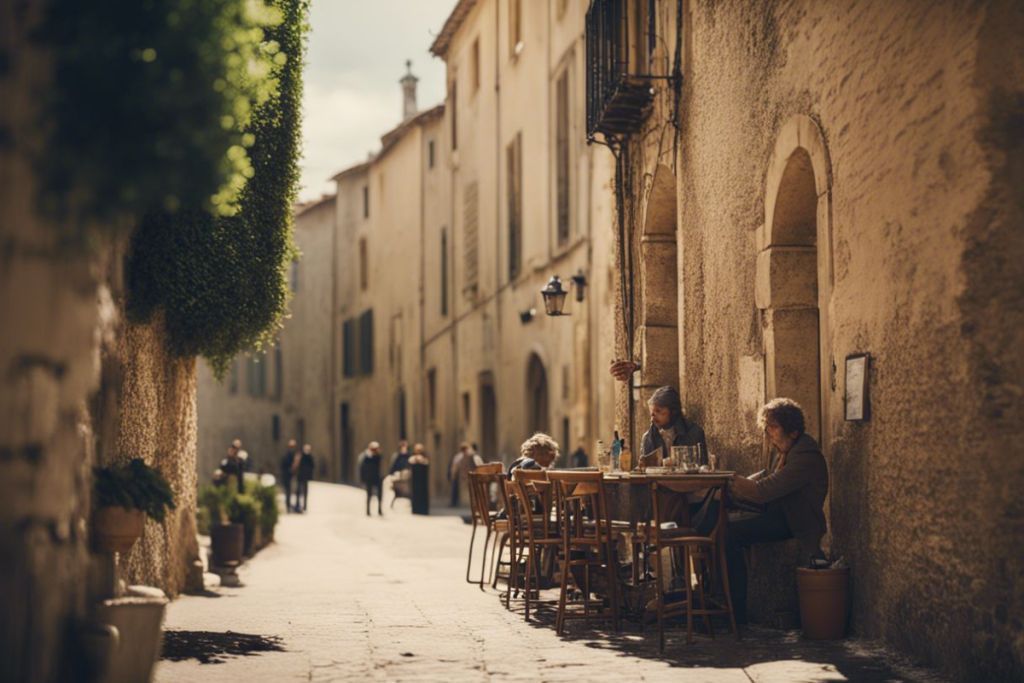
[548,471,621,635]
[466,463,504,587]
[509,470,560,621]
[646,479,738,651]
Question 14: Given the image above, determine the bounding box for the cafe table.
[599,470,736,530]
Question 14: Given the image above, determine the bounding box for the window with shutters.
[450,81,458,151]
[507,132,523,281]
[358,309,374,375]
[440,228,449,316]
[274,345,283,400]
[359,237,368,291]
[463,182,479,293]
[342,318,356,377]
[555,69,571,246]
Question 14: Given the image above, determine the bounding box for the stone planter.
[93,586,167,683]
[210,523,244,566]
[92,506,145,554]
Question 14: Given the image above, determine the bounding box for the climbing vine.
[125,0,308,376]
[35,0,282,226]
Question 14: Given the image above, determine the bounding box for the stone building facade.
[196,194,336,482]
[593,1,1023,680]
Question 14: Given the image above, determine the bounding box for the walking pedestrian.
[218,443,246,492]
[448,442,482,507]
[295,443,315,513]
[358,441,384,516]
[279,439,298,512]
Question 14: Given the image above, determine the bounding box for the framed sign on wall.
[845,353,870,421]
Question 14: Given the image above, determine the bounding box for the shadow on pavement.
[160,630,285,665]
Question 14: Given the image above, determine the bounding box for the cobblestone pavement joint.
[156,482,946,682]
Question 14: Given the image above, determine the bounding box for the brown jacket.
[750,433,828,556]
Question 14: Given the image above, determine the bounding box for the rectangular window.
[358,308,374,375]
[248,356,266,397]
[428,139,435,169]
[463,182,479,291]
[440,228,449,316]
[362,185,369,218]
[450,81,458,151]
[359,237,368,291]
[272,414,281,441]
[342,319,356,377]
[296,418,305,446]
[462,391,471,423]
[471,38,481,93]
[509,0,523,57]
[427,368,437,423]
[555,70,571,246]
[274,346,283,400]
[506,132,523,281]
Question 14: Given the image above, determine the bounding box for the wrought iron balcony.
[586,0,657,139]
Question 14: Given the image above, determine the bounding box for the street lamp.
[540,269,587,316]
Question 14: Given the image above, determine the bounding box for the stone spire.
[400,59,418,121]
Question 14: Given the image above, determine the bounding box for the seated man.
[507,432,559,478]
[717,398,828,624]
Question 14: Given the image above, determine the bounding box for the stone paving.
[155,482,946,682]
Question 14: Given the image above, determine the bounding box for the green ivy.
[125,0,308,375]
[35,0,282,227]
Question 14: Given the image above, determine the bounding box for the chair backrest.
[474,462,504,475]
[467,471,491,525]
[511,469,554,541]
[649,479,727,543]
[548,471,613,546]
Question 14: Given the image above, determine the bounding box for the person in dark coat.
[295,443,315,513]
[218,444,246,493]
[638,385,708,466]
[701,398,829,624]
[389,440,411,476]
[569,444,588,468]
[279,439,299,512]
[358,441,384,516]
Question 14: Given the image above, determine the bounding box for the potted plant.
[253,482,280,545]
[92,458,175,553]
[200,484,244,567]
[230,493,263,556]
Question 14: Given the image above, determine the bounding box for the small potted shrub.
[200,484,244,567]
[253,483,280,545]
[93,459,175,553]
[230,493,263,557]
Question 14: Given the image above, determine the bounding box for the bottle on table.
[620,446,632,472]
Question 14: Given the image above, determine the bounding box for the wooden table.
[600,471,735,529]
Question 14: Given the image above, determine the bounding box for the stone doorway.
[526,354,550,435]
[478,373,498,460]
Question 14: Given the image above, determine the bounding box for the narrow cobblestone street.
[155,483,944,682]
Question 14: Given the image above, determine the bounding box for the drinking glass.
[670,445,687,472]
[707,452,719,472]
[683,445,698,473]
[596,450,611,473]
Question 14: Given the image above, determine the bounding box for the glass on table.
[669,445,687,472]
[707,452,719,472]
[596,449,611,473]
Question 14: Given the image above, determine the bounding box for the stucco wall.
[655,1,1024,679]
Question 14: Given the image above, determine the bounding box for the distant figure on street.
[295,443,315,513]
[569,444,588,468]
[507,433,560,478]
[448,442,483,507]
[409,443,430,515]
[279,439,299,512]
[218,443,246,492]
[389,440,411,476]
[358,441,384,516]
[232,436,250,470]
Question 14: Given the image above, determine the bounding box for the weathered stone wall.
[655,1,1024,679]
[0,4,104,680]
[109,318,201,597]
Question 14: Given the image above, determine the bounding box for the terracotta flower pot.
[210,523,244,566]
[92,506,145,554]
[797,566,850,640]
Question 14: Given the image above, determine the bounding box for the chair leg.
[492,534,507,589]
[718,537,739,639]
[524,544,533,621]
[696,552,713,637]
[465,522,478,583]
[556,540,571,635]
[478,527,492,589]
[655,546,665,653]
[684,546,694,645]
[605,540,620,633]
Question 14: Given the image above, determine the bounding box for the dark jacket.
[358,450,383,484]
[389,451,410,476]
[750,433,829,556]
[641,416,708,463]
[298,452,315,482]
[506,457,541,479]
[219,456,245,492]
[279,450,297,479]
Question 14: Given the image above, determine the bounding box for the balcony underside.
[591,76,654,137]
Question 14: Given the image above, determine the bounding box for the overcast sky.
[299,0,458,202]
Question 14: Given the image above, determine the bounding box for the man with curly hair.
[507,432,560,478]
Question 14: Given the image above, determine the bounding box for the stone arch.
[525,352,550,435]
[636,165,679,433]
[756,115,833,442]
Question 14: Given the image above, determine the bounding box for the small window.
[450,81,458,151]
[440,228,449,316]
[462,391,471,423]
[342,319,356,377]
[272,414,281,441]
[506,132,523,281]
[509,0,523,57]
[427,368,437,422]
[274,346,283,400]
[359,309,374,375]
[359,238,368,291]
[428,139,436,169]
[555,69,571,246]
[471,38,481,92]
[362,185,369,218]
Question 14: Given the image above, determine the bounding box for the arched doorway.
[478,371,498,460]
[526,354,549,435]
[757,116,833,442]
[635,164,679,437]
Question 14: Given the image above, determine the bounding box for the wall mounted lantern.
[541,269,588,316]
